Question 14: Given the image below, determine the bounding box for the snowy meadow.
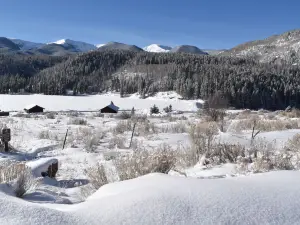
[1,93,300,224]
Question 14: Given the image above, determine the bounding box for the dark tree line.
[1,50,300,110]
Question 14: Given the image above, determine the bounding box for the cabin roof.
[102,102,119,111]
[24,104,45,110]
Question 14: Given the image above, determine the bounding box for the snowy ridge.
[49,39,97,52]
[224,29,300,63]
[143,44,172,52]
[96,44,105,48]
[9,39,44,50]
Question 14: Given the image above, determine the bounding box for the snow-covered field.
[0,92,203,112]
[0,93,300,224]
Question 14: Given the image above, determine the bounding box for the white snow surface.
[49,39,97,52]
[143,44,172,53]
[2,172,300,224]
[96,44,105,48]
[0,92,202,111]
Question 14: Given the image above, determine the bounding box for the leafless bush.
[131,114,148,123]
[236,109,252,119]
[265,113,276,120]
[159,122,187,133]
[108,136,126,149]
[38,130,59,141]
[113,120,132,134]
[68,118,87,125]
[205,109,226,123]
[13,113,32,118]
[209,143,245,164]
[93,112,104,118]
[135,120,157,136]
[45,112,56,119]
[114,144,176,181]
[84,130,105,152]
[115,112,132,120]
[250,151,294,173]
[286,133,300,152]
[70,127,104,151]
[84,163,108,189]
[189,122,218,163]
[231,116,298,132]
[38,130,51,139]
[0,163,39,197]
[280,109,300,118]
[67,111,83,117]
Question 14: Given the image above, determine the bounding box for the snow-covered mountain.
[96,44,105,48]
[49,39,97,52]
[143,44,172,53]
[9,39,44,51]
[0,37,20,51]
[98,42,143,52]
[170,45,208,55]
[222,29,300,64]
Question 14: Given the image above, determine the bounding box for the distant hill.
[98,42,144,52]
[49,39,97,52]
[0,37,20,52]
[143,44,172,53]
[10,39,44,51]
[203,49,225,55]
[170,45,208,55]
[222,29,300,64]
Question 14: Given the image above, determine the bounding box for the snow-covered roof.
[103,101,119,111]
[24,104,45,110]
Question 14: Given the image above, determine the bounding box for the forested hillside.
[0,50,300,110]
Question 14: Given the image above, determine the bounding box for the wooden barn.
[24,104,45,113]
[100,101,119,113]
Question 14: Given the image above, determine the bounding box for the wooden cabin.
[100,101,119,113]
[24,104,45,113]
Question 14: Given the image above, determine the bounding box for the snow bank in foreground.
[1,171,300,224]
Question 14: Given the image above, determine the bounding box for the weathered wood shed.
[24,104,45,113]
[100,101,119,113]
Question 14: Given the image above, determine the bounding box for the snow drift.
[1,172,300,224]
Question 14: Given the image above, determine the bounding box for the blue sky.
[0,0,299,49]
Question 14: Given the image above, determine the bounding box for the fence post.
[62,129,68,150]
[129,123,136,148]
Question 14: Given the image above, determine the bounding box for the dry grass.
[189,122,218,162]
[108,136,126,149]
[38,130,59,141]
[159,121,187,133]
[84,163,108,189]
[84,129,105,152]
[45,112,56,119]
[285,133,300,152]
[0,163,39,197]
[280,109,300,118]
[113,120,132,134]
[114,144,176,181]
[230,116,299,133]
[68,118,87,125]
[236,109,252,119]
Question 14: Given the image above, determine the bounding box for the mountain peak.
[170,45,208,55]
[143,44,172,53]
[49,39,97,52]
[98,42,144,52]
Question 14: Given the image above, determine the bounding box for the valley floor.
[0,93,300,224]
